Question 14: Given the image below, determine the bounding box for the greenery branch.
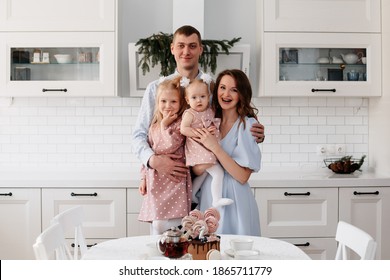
[135,32,241,76]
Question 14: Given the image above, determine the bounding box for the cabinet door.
[0,32,116,97]
[42,188,126,238]
[0,188,41,260]
[262,32,381,97]
[264,0,381,32]
[339,187,390,260]
[281,237,337,260]
[255,188,338,237]
[127,189,150,236]
[0,0,116,31]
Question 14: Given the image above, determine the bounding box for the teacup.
[230,238,254,251]
[361,57,367,64]
[234,250,260,260]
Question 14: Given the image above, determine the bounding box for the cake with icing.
[182,208,221,260]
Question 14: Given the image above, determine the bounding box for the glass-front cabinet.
[262,32,381,97]
[0,32,116,96]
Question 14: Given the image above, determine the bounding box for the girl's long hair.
[151,76,186,125]
[212,69,258,128]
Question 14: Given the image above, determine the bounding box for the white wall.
[369,2,390,175]
[0,96,368,169]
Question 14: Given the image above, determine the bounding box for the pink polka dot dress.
[138,117,192,222]
[183,107,221,166]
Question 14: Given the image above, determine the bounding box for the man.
[132,25,265,182]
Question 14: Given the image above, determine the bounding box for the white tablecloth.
[82,234,311,260]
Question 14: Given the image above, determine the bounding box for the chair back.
[51,206,87,260]
[33,223,72,260]
[335,221,377,260]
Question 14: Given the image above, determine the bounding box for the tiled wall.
[0,96,368,169]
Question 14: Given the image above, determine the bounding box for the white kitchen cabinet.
[281,238,337,260]
[0,0,116,31]
[262,32,381,97]
[263,0,381,33]
[339,187,390,260]
[0,188,41,260]
[126,188,150,236]
[255,187,338,259]
[42,188,126,239]
[0,32,116,97]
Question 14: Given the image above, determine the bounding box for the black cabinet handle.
[353,191,379,196]
[311,88,336,92]
[294,242,310,247]
[0,192,12,196]
[71,192,98,197]
[42,88,68,92]
[71,243,97,248]
[284,192,310,196]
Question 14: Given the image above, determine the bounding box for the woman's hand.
[192,128,220,153]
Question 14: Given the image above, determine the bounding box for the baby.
[180,74,233,208]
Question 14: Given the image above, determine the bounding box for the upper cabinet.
[0,0,117,97]
[260,0,382,97]
[264,0,381,33]
[0,32,116,97]
[263,32,381,97]
[0,0,115,31]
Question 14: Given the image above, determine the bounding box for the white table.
[82,234,311,260]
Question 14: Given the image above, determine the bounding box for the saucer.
[224,248,235,258]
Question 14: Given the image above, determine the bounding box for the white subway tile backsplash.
[0,96,369,168]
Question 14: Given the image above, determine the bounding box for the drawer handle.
[294,242,310,247]
[0,192,12,196]
[353,191,379,196]
[42,88,68,93]
[71,192,98,197]
[71,243,97,248]
[284,191,310,196]
[311,88,336,93]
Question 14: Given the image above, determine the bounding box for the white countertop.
[0,167,389,188]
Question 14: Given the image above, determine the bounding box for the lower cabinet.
[255,187,338,260]
[0,188,41,260]
[339,187,390,260]
[42,188,127,248]
[255,186,390,260]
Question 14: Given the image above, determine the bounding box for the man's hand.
[250,122,265,143]
[148,154,188,182]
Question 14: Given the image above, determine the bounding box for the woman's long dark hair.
[212,69,258,128]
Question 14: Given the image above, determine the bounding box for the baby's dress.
[138,118,192,222]
[183,107,221,166]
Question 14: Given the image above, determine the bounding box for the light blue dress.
[198,117,261,236]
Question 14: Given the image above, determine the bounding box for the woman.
[193,69,261,236]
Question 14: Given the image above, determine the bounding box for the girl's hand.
[193,128,219,152]
[161,111,178,129]
[139,179,147,196]
[207,125,217,135]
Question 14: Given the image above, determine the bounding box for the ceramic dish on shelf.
[54,54,72,64]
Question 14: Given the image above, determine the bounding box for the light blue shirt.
[132,69,206,166]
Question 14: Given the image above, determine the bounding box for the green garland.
[136,32,241,76]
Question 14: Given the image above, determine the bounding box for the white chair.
[335,221,377,260]
[33,223,72,260]
[51,206,87,260]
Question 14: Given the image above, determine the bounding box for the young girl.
[138,76,192,235]
[180,74,233,208]
[195,69,262,236]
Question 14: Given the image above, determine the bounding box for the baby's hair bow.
[180,77,190,88]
